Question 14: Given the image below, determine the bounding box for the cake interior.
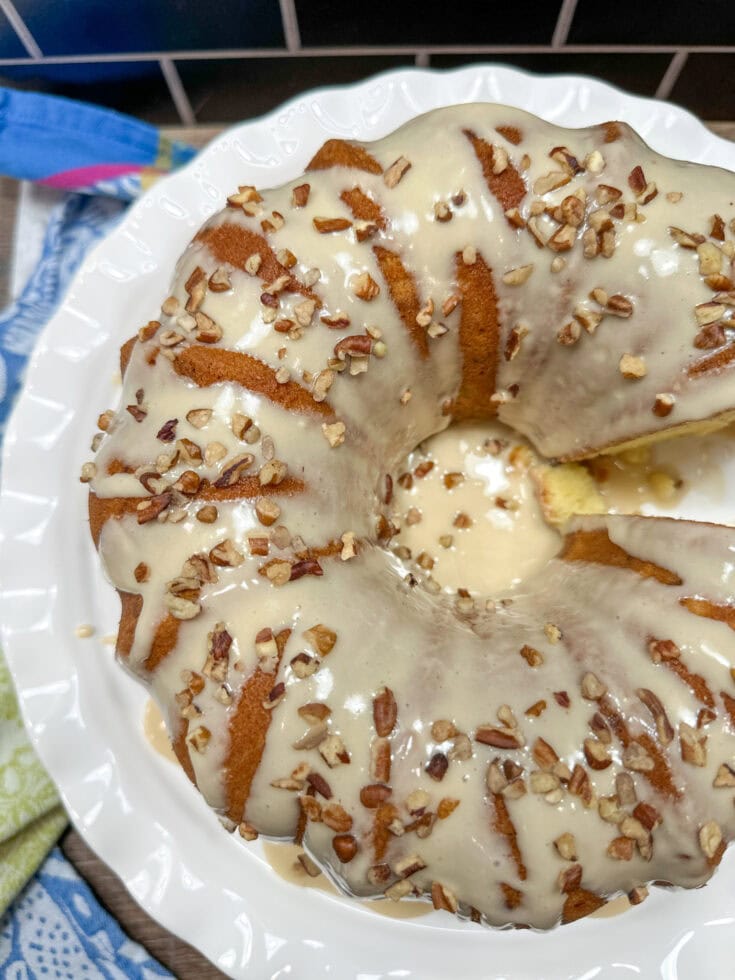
[386,416,735,599]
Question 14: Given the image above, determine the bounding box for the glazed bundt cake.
[83,103,735,928]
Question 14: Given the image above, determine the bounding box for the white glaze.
[390,422,560,593]
[90,103,735,929]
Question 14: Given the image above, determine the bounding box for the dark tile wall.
[669,53,735,120]
[13,0,285,55]
[568,0,735,47]
[295,0,562,46]
[0,11,28,58]
[0,62,179,123]
[432,53,672,99]
[178,55,414,123]
[0,0,733,125]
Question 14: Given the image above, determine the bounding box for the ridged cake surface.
[86,104,735,927]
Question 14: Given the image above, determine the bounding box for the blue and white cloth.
[2,849,171,979]
[0,192,125,438]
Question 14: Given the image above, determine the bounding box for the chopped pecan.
[680,722,707,766]
[633,802,661,831]
[302,624,336,656]
[623,741,654,772]
[291,183,310,208]
[581,672,607,700]
[532,737,559,770]
[306,772,332,799]
[425,753,449,781]
[558,863,583,893]
[156,418,178,442]
[431,881,459,913]
[393,853,426,878]
[554,833,577,861]
[568,764,593,805]
[334,334,372,359]
[209,539,244,567]
[607,836,634,861]
[136,492,172,525]
[475,725,523,749]
[298,702,331,724]
[699,820,723,860]
[373,687,398,737]
[313,216,352,234]
[360,784,392,808]
[196,504,217,524]
[637,688,674,744]
[322,803,352,833]
[583,738,611,770]
[437,797,460,819]
[331,834,357,862]
[383,156,411,188]
[319,733,350,767]
[289,559,323,581]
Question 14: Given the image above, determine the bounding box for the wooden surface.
[6,117,735,979]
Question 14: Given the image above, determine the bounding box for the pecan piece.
[291,183,310,208]
[313,216,352,234]
[558,863,583,893]
[475,725,523,749]
[360,784,392,808]
[431,881,459,913]
[322,804,352,833]
[373,687,397,737]
[289,559,323,581]
[214,453,255,488]
[306,772,332,799]
[331,834,357,863]
[425,752,449,782]
[637,688,674,745]
[156,418,178,442]
[136,492,172,525]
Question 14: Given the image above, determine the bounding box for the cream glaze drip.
[90,103,735,929]
[262,842,432,919]
[143,698,177,763]
[264,842,625,920]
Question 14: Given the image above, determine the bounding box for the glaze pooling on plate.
[87,103,735,928]
[3,67,735,978]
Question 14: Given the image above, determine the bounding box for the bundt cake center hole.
[389,421,561,594]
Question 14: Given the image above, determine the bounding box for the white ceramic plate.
[3,65,735,979]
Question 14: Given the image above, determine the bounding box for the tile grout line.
[0,0,42,59]
[278,0,301,52]
[551,0,579,48]
[159,57,196,126]
[0,44,732,66]
[655,49,688,100]
[415,50,430,67]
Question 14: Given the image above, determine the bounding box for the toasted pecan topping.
[373,687,398,737]
[332,833,357,863]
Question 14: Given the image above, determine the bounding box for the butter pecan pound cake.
[83,104,735,928]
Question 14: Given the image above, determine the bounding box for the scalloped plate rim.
[2,64,735,979]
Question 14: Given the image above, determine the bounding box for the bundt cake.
[82,103,735,928]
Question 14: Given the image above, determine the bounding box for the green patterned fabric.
[0,652,66,913]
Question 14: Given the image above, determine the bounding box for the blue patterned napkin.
[2,849,171,978]
[0,192,126,438]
